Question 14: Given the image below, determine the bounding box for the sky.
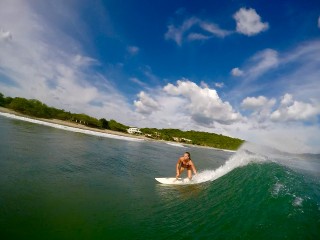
[0,0,320,153]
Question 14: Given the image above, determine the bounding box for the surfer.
[176,152,197,180]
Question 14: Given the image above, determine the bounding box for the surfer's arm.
[191,161,197,175]
[176,158,182,178]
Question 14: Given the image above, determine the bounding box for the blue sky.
[0,0,320,153]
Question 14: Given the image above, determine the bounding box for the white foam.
[292,196,303,207]
[0,112,144,142]
[192,142,267,184]
[220,149,237,153]
[271,182,285,197]
[165,142,186,148]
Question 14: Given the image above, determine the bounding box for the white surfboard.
[155,177,194,185]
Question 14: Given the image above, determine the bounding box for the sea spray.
[193,142,268,183]
[242,141,320,176]
[193,141,320,184]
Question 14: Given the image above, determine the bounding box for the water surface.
[1,116,319,239]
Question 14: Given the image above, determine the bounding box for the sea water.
[0,115,319,239]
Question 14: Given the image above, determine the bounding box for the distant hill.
[141,128,244,150]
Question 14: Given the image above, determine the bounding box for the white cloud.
[233,8,269,36]
[130,77,147,87]
[235,92,320,153]
[318,16,320,28]
[200,81,208,88]
[250,49,279,74]
[280,93,293,105]
[246,49,279,80]
[165,17,199,46]
[231,49,280,81]
[130,80,245,135]
[214,82,224,88]
[199,22,231,38]
[270,94,320,122]
[187,33,210,41]
[134,91,160,114]
[163,80,243,125]
[73,54,99,67]
[165,17,231,45]
[130,79,244,130]
[241,94,320,124]
[227,48,281,101]
[127,46,139,55]
[142,65,160,84]
[241,96,276,123]
[231,67,244,76]
[241,96,275,111]
[132,90,191,129]
[0,28,12,41]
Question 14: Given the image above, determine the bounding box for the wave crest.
[193,143,267,183]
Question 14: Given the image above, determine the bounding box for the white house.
[127,127,142,134]
[172,137,192,143]
[181,138,192,143]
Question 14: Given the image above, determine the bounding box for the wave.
[193,142,267,184]
[165,142,186,148]
[193,141,320,184]
[0,112,143,142]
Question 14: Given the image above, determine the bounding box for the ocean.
[0,114,319,239]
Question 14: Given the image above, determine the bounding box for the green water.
[0,116,319,239]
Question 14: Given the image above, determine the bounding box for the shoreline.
[0,107,236,152]
[0,107,146,142]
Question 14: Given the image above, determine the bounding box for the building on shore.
[127,127,142,134]
[172,137,192,143]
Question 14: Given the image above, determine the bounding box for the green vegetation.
[0,93,12,107]
[0,92,244,150]
[108,119,129,133]
[141,128,244,150]
[0,92,128,130]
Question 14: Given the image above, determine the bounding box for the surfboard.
[155,177,194,185]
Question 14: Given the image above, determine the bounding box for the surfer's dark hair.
[185,152,191,160]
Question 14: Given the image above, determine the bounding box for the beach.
[0,107,147,142]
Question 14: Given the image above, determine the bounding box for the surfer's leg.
[187,169,192,179]
[178,167,185,177]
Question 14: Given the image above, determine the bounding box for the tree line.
[141,128,244,150]
[0,93,128,132]
[0,92,244,150]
